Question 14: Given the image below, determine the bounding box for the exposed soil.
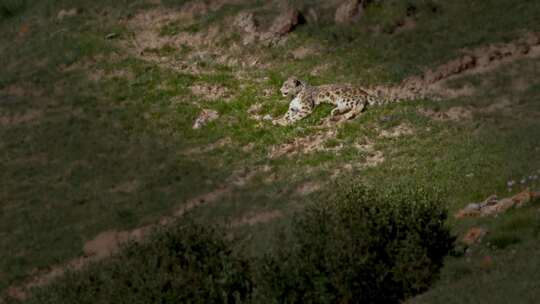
[230,210,283,227]
[418,106,473,122]
[478,98,513,114]
[0,109,43,126]
[379,123,414,138]
[364,150,385,167]
[181,137,232,155]
[1,83,44,99]
[269,130,337,159]
[296,181,322,196]
[290,45,319,60]
[190,84,231,101]
[328,142,385,179]
[109,180,140,194]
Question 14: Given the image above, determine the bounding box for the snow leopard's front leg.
[274,96,314,126]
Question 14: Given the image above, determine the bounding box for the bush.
[25,221,252,304]
[255,184,455,304]
[0,0,26,20]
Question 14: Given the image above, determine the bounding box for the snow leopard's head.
[280,76,305,98]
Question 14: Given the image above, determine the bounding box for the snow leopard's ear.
[294,78,302,86]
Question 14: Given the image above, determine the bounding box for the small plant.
[255,183,455,303]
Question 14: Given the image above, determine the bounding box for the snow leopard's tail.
[366,80,431,105]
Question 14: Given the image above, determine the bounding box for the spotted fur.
[274,77,398,126]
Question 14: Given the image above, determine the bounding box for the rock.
[269,6,301,36]
[57,8,79,21]
[335,0,364,24]
[461,227,488,246]
[193,109,219,129]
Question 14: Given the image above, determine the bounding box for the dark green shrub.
[24,221,252,304]
[256,184,454,304]
[0,0,26,19]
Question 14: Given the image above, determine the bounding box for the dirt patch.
[455,190,540,218]
[478,98,513,114]
[269,130,337,158]
[230,210,283,227]
[83,226,153,259]
[393,17,417,34]
[419,106,473,122]
[310,63,330,76]
[296,181,322,196]
[10,153,49,166]
[181,137,232,155]
[190,84,231,101]
[89,69,135,82]
[511,77,530,92]
[1,83,44,99]
[0,109,43,126]
[109,180,140,193]
[429,82,476,99]
[290,46,319,60]
[379,123,414,138]
[355,141,385,167]
[364,150,385,167]
[329,142,385,178]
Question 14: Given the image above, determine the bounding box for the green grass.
[2,0,540,302]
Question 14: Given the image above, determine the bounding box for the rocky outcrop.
[455,190,540,218]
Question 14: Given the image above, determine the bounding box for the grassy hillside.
[1,0,540,302]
